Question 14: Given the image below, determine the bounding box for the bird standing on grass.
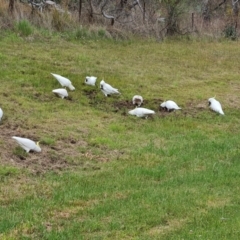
[208,97,224,115]
[0,108,3,121]
[160,100,181,111]
[132,95,143,107]
[128,107,155,118]
[12,136,41,153]
[85,76,97,86]
[52,88,68,99]
[100,80,120,97]
[51,73,75,90]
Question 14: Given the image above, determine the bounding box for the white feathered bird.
[128,107,155,118]
[100,80,120,97]
[12,136,41,153]
[52,88,68,99]
[132,95,143,107]
[208,97,224,115]
[85,76,97,86]
[0,108,3,121]
[160,100,181,111]
[51,73,75,90]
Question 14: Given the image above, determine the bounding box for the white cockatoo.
[85,76,97,86]
[132,95,143,107]
[51,73,75,90]
[12,136,41,153]
[128,107,155,118]
[52,88,68,99]
[160,100,181,111]
[208,97,224,115]
[0,108,3,121]
[100,80,120,97]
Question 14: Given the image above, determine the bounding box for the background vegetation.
[2,0,240,40]
[0,0,240,239]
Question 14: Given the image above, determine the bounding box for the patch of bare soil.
[112,98,208,118]
[0,121,121,174]
[181,99,208,117]
[84,89,208,117]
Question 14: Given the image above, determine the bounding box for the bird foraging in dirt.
[85,76,97,86]
[0,108,3,122]
[132,95,143,107]
[52,88,68,99]
[128,107,155,118]
[12,136,41,153]
[208,97,224,115]
[160,100,181,111]
[51,73,75,90]
[100,80,120,97]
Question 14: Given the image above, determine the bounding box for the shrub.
[224,24,237,40]
[15,19,33,36]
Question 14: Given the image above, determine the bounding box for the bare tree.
[232,0,239,17]
[202,0,210,24]
[79,0,82,22]
[9,0,14,13]
[100,0,142,26]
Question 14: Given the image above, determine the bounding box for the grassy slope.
[0,33,240,239]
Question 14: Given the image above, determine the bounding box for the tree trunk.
[9,0,14,13]
[232,0,239,17]
[202,0,210,24]
[166,2,180,36]
[88,0,94,23]
[79,0,82,22]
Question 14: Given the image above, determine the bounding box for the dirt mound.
[84,89,208,117]
[0,121,106,174]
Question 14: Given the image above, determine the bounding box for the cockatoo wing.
[210,99,224,115]
[166,100,181,110]
[103,83,120,95]
[0,108,3,121]
[52,88,68,99]
[12,137,41,153]
[138,108,155,116]
[129,108,155,117]
[51,73,75,90]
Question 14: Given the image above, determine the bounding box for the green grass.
[0,31,240,239]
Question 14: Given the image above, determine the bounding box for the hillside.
[1,34,240,239]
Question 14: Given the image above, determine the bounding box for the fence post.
[192,12,194,31]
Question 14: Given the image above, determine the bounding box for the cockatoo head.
[128,109,136,116]
[208,96,215,106]
[100,80,105,89]
[35,142,42,152]
[132,95,143,106]
[160,101,166,108]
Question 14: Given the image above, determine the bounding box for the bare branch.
[102,10,115,20]
[232,0,239,5]
[101,2,115,26]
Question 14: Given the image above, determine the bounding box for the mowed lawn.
[0,33,240,239]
